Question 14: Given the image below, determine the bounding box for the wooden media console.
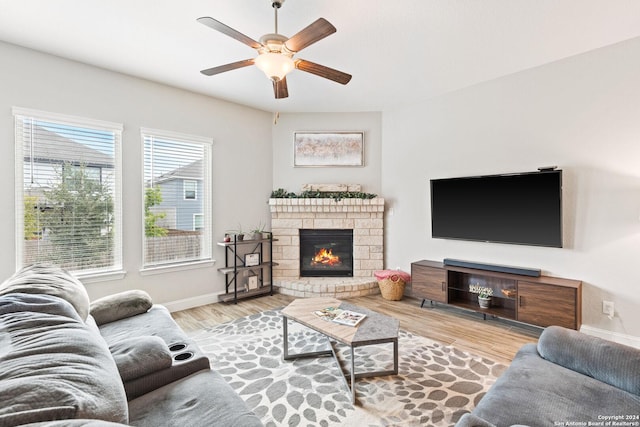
[410,260,582,330]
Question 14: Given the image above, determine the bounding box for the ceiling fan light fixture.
[254,52,294,81]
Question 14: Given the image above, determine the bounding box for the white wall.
[383,36,640,341]
[272,112,382,195]
[0,41,273,307]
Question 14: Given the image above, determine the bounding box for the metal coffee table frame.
[281,298,399,404]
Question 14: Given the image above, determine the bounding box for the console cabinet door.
[517,281,578,329]
[411,264,447,303]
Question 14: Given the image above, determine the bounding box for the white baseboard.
[580,325,640,349]
[163,292,222,313]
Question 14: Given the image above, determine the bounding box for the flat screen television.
[430,170,562,247]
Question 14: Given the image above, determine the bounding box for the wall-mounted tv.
[430,170,562,247]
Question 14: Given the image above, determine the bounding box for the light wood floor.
[172,294,541,365]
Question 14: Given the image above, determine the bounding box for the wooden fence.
[24,233,203,267]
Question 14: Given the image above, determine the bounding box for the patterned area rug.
[189,309,506,427]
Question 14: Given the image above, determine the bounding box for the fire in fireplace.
[299,229,353,277]
[312,248,341,266]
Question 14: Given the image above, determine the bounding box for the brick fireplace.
[269,191,384,298]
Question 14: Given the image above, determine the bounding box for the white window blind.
[14,107,123,275]
[142,128,212,268]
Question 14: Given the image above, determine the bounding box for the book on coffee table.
[313,306,366,327]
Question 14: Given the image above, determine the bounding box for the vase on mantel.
[478,296,491,309]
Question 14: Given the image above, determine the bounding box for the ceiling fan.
[197,0,352,99]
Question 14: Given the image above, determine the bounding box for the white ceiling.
[2,0,640,113]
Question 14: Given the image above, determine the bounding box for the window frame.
[13,107,124,279]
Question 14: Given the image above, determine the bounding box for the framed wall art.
[294,131,364,167]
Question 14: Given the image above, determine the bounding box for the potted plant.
[248,221,269,240]
[225,225,245,241]
[469,284,494,309]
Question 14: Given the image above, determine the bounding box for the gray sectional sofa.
[0,264,263,427]
[457,325,640,427]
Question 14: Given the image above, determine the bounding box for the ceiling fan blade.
[284,18,336,53]
[295,59,352,85]
[200,59,254,76]
[197,17,262,50]
[273,78,289,99]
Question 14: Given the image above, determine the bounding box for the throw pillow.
[90,290,153,326]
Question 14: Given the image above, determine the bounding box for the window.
[142,128,212,268]
[184,180,197,200]
[14,107,123,275]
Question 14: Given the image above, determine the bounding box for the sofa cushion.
[110,336,173,381]
[128,370,263,427]
[90,290,153,326]
[0,406,77,426]
[20,421,129,427]
[455,413,497,427]
[469,343,640,426]
[0,293,128,425]
[537,325,640,396]
[0,264,90,321]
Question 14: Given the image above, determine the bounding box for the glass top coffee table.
[281,297,399,403]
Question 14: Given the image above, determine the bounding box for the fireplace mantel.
[269,197,384,298]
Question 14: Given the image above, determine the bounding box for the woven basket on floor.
[378,275,406,301]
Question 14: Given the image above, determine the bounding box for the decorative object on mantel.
[374,270,411,301]
[270,186,376,201]
[470,284,494,309]
[294,132,364,167]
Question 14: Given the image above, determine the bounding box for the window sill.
[76,269,127,284]
[140,259,216,276]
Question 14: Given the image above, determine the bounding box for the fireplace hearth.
[300,229,353,277]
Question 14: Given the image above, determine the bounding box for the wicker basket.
[378,275,406,301]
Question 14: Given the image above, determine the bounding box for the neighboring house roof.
[24,125,114,168]
[155,159,203,184]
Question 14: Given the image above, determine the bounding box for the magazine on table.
[313,306,366,327]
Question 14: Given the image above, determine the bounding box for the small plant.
[225,224,245,239]
[469,284,493,298]
[249,221,267,234]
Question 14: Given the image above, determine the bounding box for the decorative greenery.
[270,188,377,202]
[270,188,297,198]
[469,284,493,298]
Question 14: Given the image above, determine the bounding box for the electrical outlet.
[602,301,614,317]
